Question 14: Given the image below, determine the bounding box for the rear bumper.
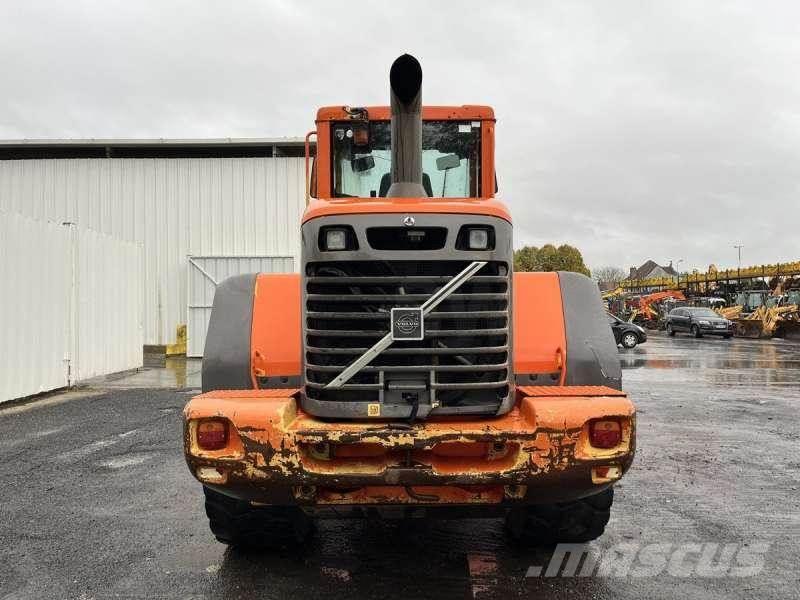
[184,386,635,508]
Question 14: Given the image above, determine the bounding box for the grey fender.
[201,274,257,392]
[558,271,622,390]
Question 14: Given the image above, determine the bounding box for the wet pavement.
[1,334,798,599]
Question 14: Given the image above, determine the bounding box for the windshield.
[691,308,719,317]
[332,120,481,198]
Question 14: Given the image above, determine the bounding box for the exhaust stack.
[387,54,425,198]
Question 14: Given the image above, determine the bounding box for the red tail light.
[197,419,228,450]
[590,420,622,449]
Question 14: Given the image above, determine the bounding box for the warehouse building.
[0,138,309,359]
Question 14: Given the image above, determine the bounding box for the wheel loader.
[183,54,636,547]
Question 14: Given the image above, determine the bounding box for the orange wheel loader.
[183,55,635,547]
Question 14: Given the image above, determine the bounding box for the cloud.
[1,0,798,271]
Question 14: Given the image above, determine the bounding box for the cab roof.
[316,105,495,122]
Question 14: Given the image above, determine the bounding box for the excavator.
[182,55,635,547]
[628,290,686,327]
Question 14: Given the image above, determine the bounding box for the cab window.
[331,120,481,198]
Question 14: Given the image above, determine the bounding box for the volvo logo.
[402,215,415,227]
[395,313,420,334]
[390,307,424,341]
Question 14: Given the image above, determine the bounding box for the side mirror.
[436,154,461,171]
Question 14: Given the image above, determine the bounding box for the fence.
[186,255,294,356]
[0,211,143,403]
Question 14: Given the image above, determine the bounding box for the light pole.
[671,259,684,288]
[734,244,743,280]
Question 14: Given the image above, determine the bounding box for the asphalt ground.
[1,333,798,599]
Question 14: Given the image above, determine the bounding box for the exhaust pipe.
[387,54,426,198]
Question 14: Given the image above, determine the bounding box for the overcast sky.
[1,1,798,273]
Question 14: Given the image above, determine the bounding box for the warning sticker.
[367,404,381,417]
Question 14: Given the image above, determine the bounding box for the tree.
[513,244,591,277]
[592,266,626,285]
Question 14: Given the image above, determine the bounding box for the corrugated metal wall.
[0,212,72,400]
[0,157,306,345]
[75,226,145,380]
[186,255,295,356]
[0,212,143,403]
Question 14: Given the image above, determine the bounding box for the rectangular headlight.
[325,228,347,251]
[468,228,489,250]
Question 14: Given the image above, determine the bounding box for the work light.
[325,228,348,251]
[468,228,490,250]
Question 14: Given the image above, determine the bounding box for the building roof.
[629,260,678,280]
[0,137,312,160]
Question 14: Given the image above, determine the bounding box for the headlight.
[456,225,495,250]
[699,320,711,325]
[320,226,358,251]
[467,228,489,250]
[325,228,347,251]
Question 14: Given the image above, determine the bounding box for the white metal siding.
[0,212,144,403]
[0,212,71,400]
[186,255,294,357]
[75,226,144,380]
[0,157,306,345]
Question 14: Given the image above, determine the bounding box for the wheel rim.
[623,334,637,347]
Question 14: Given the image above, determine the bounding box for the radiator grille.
[304,260,511,413]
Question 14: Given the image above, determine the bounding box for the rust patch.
[183,387,636,503]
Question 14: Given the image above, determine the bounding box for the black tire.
[506,487,614,545]
[621,332,638,349]
[203,486,313,548]
[666,322,676,336]
[723,334,732,339]
[691,324,703,338]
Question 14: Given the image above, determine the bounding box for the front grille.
[304,260,511,414]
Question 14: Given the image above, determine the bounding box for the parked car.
[665,307,733,338]
[608,312,647,348]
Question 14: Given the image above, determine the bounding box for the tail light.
[590,420,622,449]
[197,419,228,450]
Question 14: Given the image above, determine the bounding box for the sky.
[1,1,798,274]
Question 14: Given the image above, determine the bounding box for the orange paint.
[184,386,635,506]
[250,274,302,382]
[513,272,568,377]
[302,196,512,223]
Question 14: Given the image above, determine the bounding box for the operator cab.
[309,105,496,201]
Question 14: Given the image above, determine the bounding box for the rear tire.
[203,486,313,548]
[666,323,676,336]
[621,333,638,349]
[506,488,614,545]
[691,324,703,338]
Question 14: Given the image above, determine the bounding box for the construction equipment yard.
[3,5,800,600]
[605,260,800,340]
[2,333,797,599]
